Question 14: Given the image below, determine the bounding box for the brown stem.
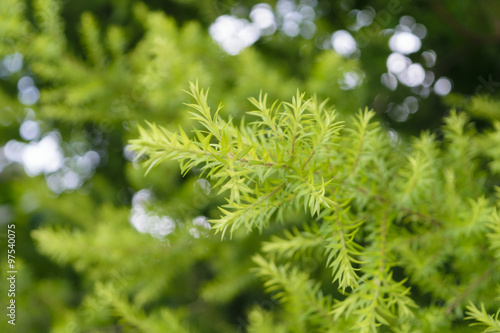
[445,268,493,315]
[301,148,316,171]
[354,186,443,227]
[380,210,387,274]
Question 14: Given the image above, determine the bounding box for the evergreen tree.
[130,82,500,332]
[0,0,499,332]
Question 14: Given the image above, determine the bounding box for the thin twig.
[445,268,493,315]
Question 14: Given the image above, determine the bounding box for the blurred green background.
[0,0,499,331]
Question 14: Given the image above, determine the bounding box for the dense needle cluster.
[130,82,500,332]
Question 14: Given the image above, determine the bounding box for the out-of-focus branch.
[428,0,500,43]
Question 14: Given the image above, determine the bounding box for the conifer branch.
[465,302,500,332]
[127,85,497,332]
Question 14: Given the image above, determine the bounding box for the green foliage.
[466,302,500,333]
[130,82,344,237]
[1,0,500,332]
[131,84,500,332]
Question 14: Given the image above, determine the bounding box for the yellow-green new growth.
[131,83,344,238]
[130,84,500,332]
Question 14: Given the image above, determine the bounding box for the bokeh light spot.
[434,77,452,96]
[331,30,357,57]
[389,32,421,54]
[398,63,425,87]
[19,120,41,141]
